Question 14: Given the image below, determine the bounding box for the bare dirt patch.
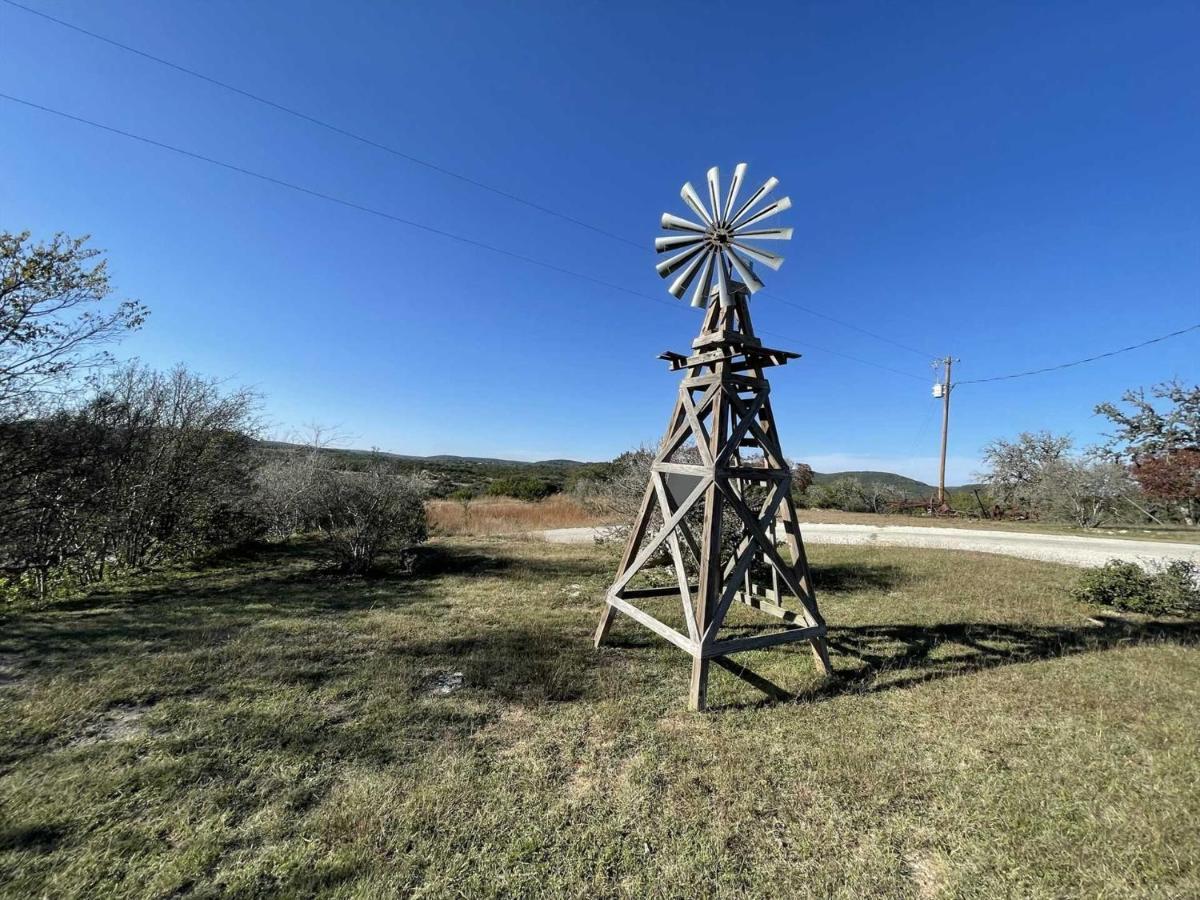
[902,848,947,898]
[70,704,150,747]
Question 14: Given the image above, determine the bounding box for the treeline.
[566,380,1200,532]
[977,382,1199,528]
[1,364,258,597]
[790,381,1200,527]
[256,442,602,499]
[1,232,426,602]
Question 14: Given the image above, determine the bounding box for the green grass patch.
[1,538,1197,897]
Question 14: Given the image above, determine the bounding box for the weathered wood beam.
[704,624,825,658]
[620,584,700,599]
[606,595,698,655]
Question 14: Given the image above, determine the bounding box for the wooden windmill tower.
[593,163,833,710]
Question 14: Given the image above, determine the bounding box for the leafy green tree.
[0,232,147,418]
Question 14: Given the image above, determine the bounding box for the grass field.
[2,537,1198,897]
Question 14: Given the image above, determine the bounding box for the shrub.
[1153,561,1200,616]
[1072,559,1200,616]
[256,446,325,540]
[314,466,428,574]
[486,475,556,502]
[808,477,869,512]
[256,446,428,574]
[1,363,261,599]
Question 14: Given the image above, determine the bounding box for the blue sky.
[2,0,1197,483]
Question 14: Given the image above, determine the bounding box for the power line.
[756,328,926,381]
[0,0,640,249]
[0,0,939,362]
[0,93,657,301]
[956,323,1200,385]
[763,292,936,358]
[0,91,928,384]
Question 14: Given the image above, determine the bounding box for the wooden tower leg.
[593,396,684,648]
[809,636,834,676]
[594,605,618,648]
[689,655,710,711]
[689,358,728,712]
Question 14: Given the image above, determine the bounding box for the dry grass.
[2,538,1198,896]
[427,494,610,535]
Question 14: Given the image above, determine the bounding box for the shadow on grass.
[412,543,606,580]
[0,541,605,711]
[0,542,563,686]
[0,822,68,854]
[17,539,1192,720]
[711,615,1200,710]
[809,561,910,593]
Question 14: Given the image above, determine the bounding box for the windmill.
[593,164,834,710]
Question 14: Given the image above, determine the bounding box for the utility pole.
[932,356,956,508]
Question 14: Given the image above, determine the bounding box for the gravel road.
[540,523,1200,570]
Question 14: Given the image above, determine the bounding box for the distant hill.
[257,441,976,498]
[255,441,596,496]
[257,442,589,470]
[810,470,936,498]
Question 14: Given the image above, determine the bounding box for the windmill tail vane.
[655,163,793,309]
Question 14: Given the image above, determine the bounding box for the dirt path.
[540,523,1200,570]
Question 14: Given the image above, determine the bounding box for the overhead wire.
[0,92,928,384]
[956,323,1200,385]
[763,292,936,358]
[0,0,640,250]
[0,0,938,363]
[20,2,1170,386]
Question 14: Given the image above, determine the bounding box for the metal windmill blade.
[655,163,793,307]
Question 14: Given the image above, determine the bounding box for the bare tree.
[979,430,1141,528]
[978,431,1073,510]
[863,481,904,514]
[0,232,147,419]
[1029,457,1134,528]
[255,426,339,540]
[808,476,869,512]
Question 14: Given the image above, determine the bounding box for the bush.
[314,466,427,574]
[256,446,428,574]
[1,363,261,600]
[808,477,869,512]
[1153,561,1200,615]
[1072,560,1200,616]
[486,475,555,502]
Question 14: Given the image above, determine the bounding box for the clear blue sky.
[2,1,1197,483]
